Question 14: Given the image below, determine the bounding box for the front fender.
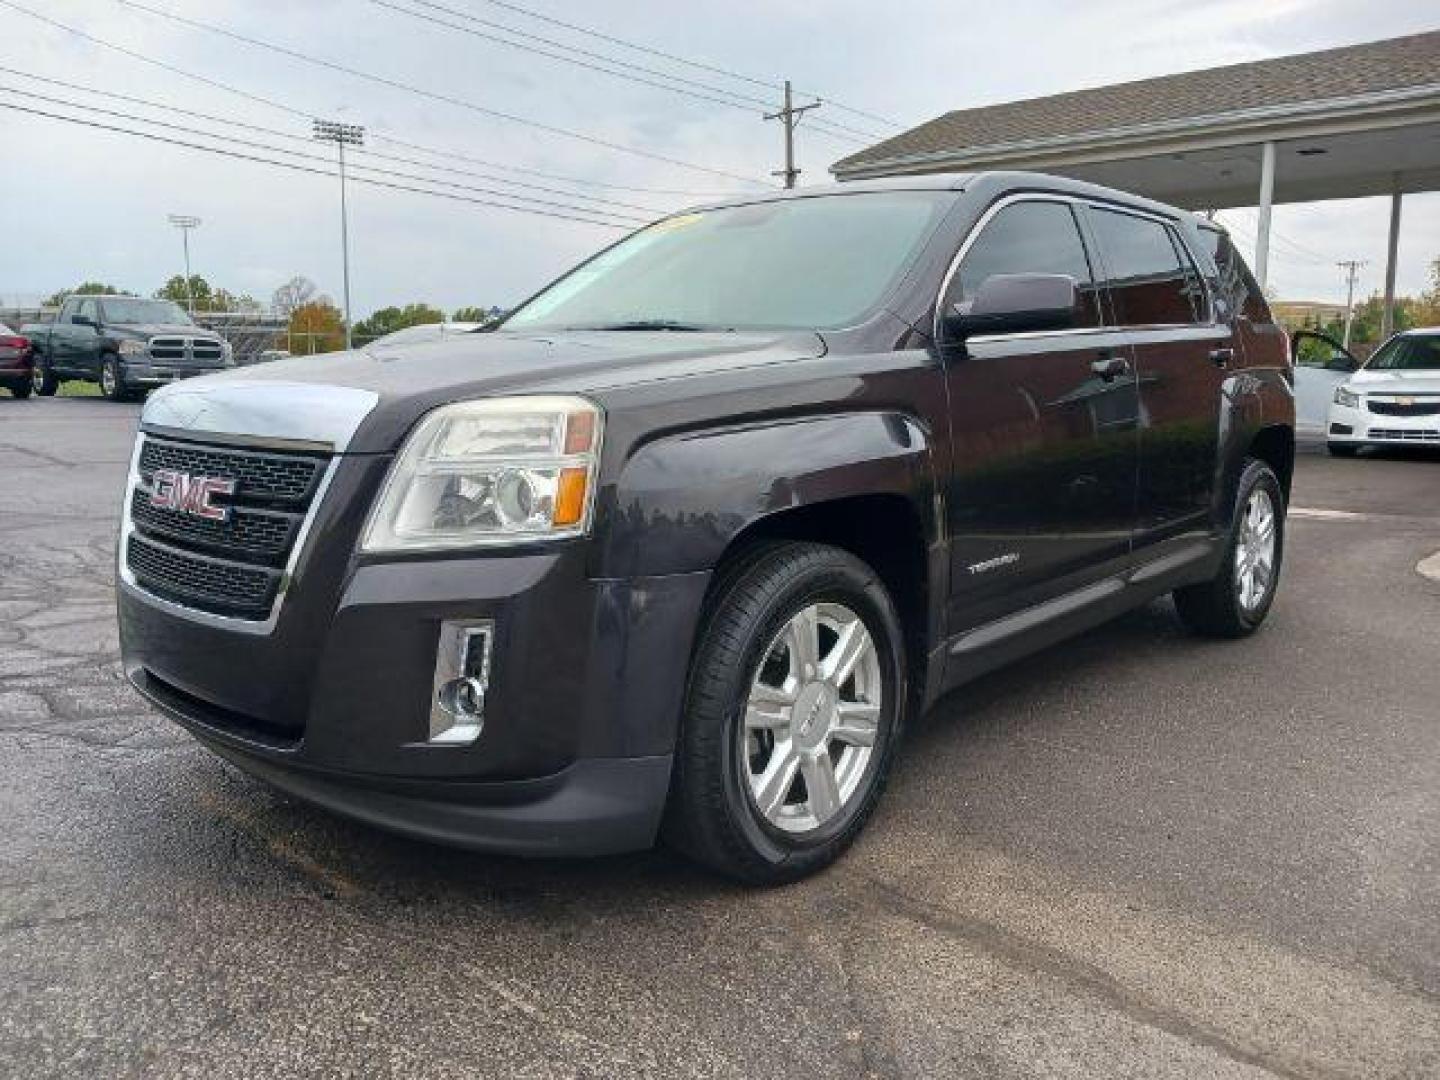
[592,411,939,579]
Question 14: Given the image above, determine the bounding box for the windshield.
[502,191,955,333]
[1365,333,1440,372]
[100,298,193,325]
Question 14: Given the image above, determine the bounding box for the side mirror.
[945,273,1080,340]
[1291,329,1358,372]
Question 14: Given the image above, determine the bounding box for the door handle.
[1091,354,1130,381]
[1210,346,1234,368]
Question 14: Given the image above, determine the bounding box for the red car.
[0,321,35,398]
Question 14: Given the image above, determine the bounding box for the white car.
[1308,328,1440,456]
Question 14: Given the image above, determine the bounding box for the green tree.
[453,305,499,323]
[43,281,124,307]
[155,274,214,310]
[288,299,346,355]
[352,302,444,343]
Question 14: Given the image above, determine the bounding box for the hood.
[1349,368,1440,394]
[142,328,825,452]
[113,322,223,340]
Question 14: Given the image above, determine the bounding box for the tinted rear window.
[1198,228,1270,324]
[1089,208,1204,326]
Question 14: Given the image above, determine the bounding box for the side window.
[948,200,1101,328]
[76,299,98,325]
[1198,228,1271,324]
[1089,209,1202,326]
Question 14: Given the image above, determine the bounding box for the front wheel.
[100,356,129,402]
[1173,459,1285,638]
[664,542,905,884]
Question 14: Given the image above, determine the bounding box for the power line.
[0,66,670,215]
[115,0,771,187]
[380,0,890,142]
[0,85,652,224]
[458,0,907,131]
[0,101,633,229]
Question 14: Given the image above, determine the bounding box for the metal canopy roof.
[832,31,1440,210]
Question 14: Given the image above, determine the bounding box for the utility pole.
[167,215,201,314]
[313,119,365,350]
[764,80,820,189]
[1337,259,1366,349]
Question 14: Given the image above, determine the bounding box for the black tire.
[1173,458,1285,638]
[1327,442,1359,457]
[9,378,33,399]
[31,362,58,397]
[664,541,906,884]
[100,355,129,402]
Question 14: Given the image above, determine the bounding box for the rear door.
[1083,206,1229,555]
[942,196,1140,633]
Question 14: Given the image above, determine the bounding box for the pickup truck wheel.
[31,363,58,396]
[9,378,33,399]
[1173,458,1285,638]
[100,356,129,402]
[665,541,905,884]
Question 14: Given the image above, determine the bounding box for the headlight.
[1333,385,1362,408]
[361,395,602,552]
[118,339,148,357]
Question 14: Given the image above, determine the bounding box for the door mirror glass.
[1292,330,1359,372]
[946,273,1080,339]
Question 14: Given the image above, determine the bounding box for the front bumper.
[122,360,229,387]
[1326,402,1440,445]
[119,470,711,854]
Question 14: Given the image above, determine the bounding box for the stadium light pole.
[167,214,201,314]
[313,119,364,350]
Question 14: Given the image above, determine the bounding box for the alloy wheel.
[739,601,882,835]
[1235,488,1277,613]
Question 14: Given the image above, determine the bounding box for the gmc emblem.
[150,469,236,522]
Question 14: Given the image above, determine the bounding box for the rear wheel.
[100,355,129,402]
[31,362,58,397]
[1327,442,1359,457]
[1173,458,1284,638]
[664,542,905,884]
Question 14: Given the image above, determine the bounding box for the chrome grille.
[148,336,226,362]
[124,435,331,620]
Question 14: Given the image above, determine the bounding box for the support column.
[1254,140,1276,290]
[1382,175,1402,339]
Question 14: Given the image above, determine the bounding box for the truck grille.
[124,435,331,620]
[1368,399,1440,417]
[149,336,226,362]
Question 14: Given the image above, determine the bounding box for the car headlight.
[1333,385,1362,408]
[118,339,148,357]
[361,395,602,552]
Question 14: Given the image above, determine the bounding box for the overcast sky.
[2,0,1437,316]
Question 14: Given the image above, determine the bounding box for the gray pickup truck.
[24,295,232,401]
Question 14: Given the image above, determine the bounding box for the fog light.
[429,621,492,744]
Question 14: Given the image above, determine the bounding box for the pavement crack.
[861,878,1337,1080]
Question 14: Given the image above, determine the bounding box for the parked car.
[0,321,35,398]
[1301,328,1440,454]
[24,295,233,401]
[117,173,1295,883]
[364,321,485,349]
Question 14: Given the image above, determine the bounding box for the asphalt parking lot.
[2,398,1437,1079]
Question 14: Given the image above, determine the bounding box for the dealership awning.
[832,32,1440,334]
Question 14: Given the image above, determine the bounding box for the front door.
[1083,207,1230,553]
[941,198,1139,633]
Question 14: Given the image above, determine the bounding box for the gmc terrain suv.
[24,295,232,401]
[118,173,1294,883]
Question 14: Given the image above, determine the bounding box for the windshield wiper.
[582,319,713,332]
